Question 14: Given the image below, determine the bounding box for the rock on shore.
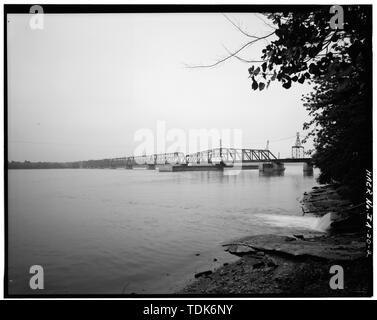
[179,185,371,296]
[301,185,364,232]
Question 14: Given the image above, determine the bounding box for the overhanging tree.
[189,6,372,202]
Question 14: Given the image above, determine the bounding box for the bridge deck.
[109,148,312,168]
[272,158,312,163]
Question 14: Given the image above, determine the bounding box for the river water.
[8,164,320,294]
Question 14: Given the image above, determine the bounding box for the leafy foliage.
[250,6,372,201]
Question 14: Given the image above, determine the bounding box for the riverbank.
[179,185,371,296]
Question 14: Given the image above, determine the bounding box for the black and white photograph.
[3,3,373,299]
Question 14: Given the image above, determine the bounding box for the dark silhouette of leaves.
[248,6,372,202]
[252,79,259,90]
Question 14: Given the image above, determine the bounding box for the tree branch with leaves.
[189,7,372,202]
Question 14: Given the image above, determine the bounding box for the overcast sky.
[7,13,313,162]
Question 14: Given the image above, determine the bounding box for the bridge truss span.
[110,147,310,169]
[184,148,277,164]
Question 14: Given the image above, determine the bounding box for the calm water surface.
[8,165,320,294]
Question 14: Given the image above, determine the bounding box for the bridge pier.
[259,161,285,173]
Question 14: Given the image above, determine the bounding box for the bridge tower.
[291,132,305,158]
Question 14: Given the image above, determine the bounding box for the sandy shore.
[179,185,371,296]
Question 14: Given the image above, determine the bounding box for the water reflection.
[303,170,314,177]
[259,171,285,177]
[8,165,320,294]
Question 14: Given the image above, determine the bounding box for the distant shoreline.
[7,160,117,170]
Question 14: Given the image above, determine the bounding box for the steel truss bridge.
[108,148,311,168]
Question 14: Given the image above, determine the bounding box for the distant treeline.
[8,159,125,169]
